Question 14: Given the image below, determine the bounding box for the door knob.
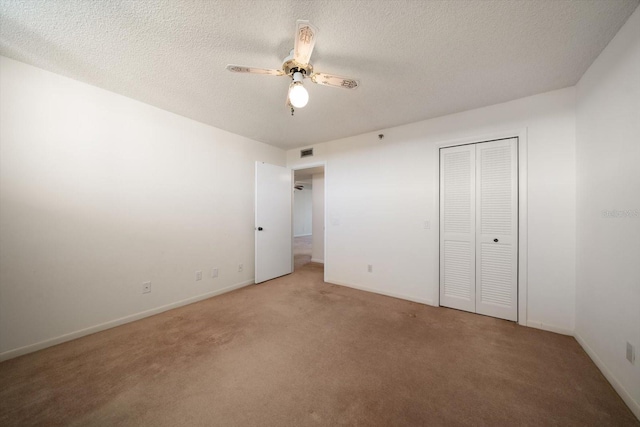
[493,238,499,242]
[258,227,263,231]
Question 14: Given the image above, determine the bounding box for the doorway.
[292,165,325,271]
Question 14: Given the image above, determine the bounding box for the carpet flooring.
[1,262,637,426]
[294,235,313,270]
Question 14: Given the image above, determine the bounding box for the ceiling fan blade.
[226,64,285,76]
[310,73,360,89]
[293,20,318,67]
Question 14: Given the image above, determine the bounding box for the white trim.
[324,162,328,283]
[517,131,528,327]
[0,279,254,362]
[326,278,435,306]
[293,233,312,237]
[291,161,328,282]
[575,333,640,420]
[434,128,528,326]
[255,162,261,280]
[290,160,326,171]
[310,258,324,264]
[526,320,573,336]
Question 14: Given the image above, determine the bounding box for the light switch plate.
[627,342,635,364]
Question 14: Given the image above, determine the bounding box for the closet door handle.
[493,238,499,243]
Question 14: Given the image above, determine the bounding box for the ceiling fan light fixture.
[288,72,309,108]
[227,20,359,113]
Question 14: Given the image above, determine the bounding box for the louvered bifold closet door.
[475,139,518,321]
[440,144,476,313]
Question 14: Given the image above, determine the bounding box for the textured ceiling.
[1,0,638,150]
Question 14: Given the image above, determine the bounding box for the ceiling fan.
[226,20,360,114]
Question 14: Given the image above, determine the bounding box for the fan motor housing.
[283,60,313,76]
[282,50,314,77]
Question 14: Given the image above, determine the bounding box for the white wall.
[0,56,285,359]
[575,6,640,418]
[311,173,325,263]
[293,187,312,237]
[288,87,576,334]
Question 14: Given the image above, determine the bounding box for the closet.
[439,138,518,321]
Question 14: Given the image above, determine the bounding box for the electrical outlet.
[195,271,202,281]
[423,220,430,230]
[367,264,373,273]
[627,342,635,364]
[238,263,243,273]
[142,281,151,294]
[212,268,219,278]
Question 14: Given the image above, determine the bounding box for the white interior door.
[440,138,518,321]
[440,144,476,313]
[475,139,518,321]
[255,162,292,284]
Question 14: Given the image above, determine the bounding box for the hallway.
[294,235,313,270]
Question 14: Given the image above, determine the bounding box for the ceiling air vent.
[300,148,313,158]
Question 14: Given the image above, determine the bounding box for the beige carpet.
[294,235,313,270]
[1,262,638,426]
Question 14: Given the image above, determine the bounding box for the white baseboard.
[310,258,324,264]
[293,233,312,237]
[325,278,435,306]
[526,320,574,336]
[0,279,255,362]
[575,333,640,420]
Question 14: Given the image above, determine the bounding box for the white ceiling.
[1,1,638,150]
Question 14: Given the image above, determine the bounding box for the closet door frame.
[435,129,528,326]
